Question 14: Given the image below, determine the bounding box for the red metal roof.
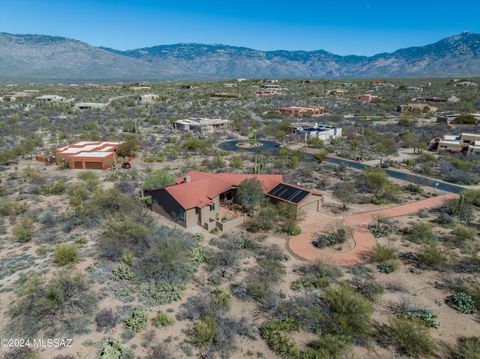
[164,171,320,210]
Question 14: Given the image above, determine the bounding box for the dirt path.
[288,193,458,265]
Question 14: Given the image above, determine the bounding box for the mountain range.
[1,32,480,82]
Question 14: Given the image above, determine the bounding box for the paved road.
[322,156,466,194]
[218,140,466,194]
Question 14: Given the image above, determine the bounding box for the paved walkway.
[288,193,459,266]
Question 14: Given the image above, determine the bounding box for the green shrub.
[111,263,135,281]
[417,242,449,270]
[292,262,342,290]
[456,336,480,359]
[211,287,231,310]
[41,179,66,195]
[403,310,439,328]
[371,244,397,262]
[8,271,96,337]
[0,200,27,216]
[323,284,373,340]
[405,222,437,243]
[36,246,48,256]
[143,171,175,190]
[313,223,353,248]
[453,225,477,242]
[377,260,399,274]
[13,217,34,242]
[191,315,218,347]
[290,225,301,236]
[446,292,476,314]
[53,243,78,266]
[97,337,133,359]
[389,316,434,357]
[368,216,396,238]
[124,308,148,333]
[151,311,174,327]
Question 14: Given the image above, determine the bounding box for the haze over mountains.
[1,32,480,82]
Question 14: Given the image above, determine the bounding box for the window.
[210,203,216,211]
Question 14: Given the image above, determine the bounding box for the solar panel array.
[268,183,309,203]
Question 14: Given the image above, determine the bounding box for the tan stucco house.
[144,171,322,230]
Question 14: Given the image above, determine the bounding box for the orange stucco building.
[55,141,124,170]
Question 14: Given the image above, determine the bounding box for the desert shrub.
[253,205,278,231]
[313,222,353,248]
[53,243,78,266]
[124,308,148,333]
[99,215,150,260]
[8,271,96,337]
[403,310,439,328]
[453,225,477,243]
[370,244,397,262]
[322,284,373,342]
[41,179,65,195]
[13,217,34,242]
[96,308,117,332]
[351,277,384,302]
[236,178,266,214]
[211,287,231,310]
[191,315,218,347]
[404,222,437,243]
[260,318,302,358]
[135,228,196,283]
[0,200,27,216]
[416,241,449,270]
[368,216,397,238]
[292,262,342,290]
[146,345,175,359]
[152,311,174,327]
[455,336,480,359]
[446,292,476,314]
[3,347,39,359]
[111,263,135,281]
[389,316,434,357]
[78,170,100,191]
[377,260,399,274]
[464,189,480,207]
[244,257,286,301]
[290,225,301,236]
[143,171,175,190]
[97,337,133,359]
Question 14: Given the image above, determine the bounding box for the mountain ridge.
[1,32,479,81]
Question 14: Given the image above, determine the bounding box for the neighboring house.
[145,171,322,230]
[55,141,124,170]
[325,89,348,96]
[412,96,447,103]
[255,89,281,96]
[174,118,231,133]
[35,95,67,103]
[397,103,437,113]
[437,133,480,155]
[278,106,325,116]
[74,102,108,110]
[3,92,31,101]
[292,123,342,142]
[357,94,380,103]
[436,114,460,125]
[139,94,158,104]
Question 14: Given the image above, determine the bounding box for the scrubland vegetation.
[0,78,479,358]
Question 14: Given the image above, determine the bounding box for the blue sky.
[1,0,479,55]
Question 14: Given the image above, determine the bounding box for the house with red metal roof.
[144,170,322,230]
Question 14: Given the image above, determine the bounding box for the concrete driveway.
[288,193,458,266]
